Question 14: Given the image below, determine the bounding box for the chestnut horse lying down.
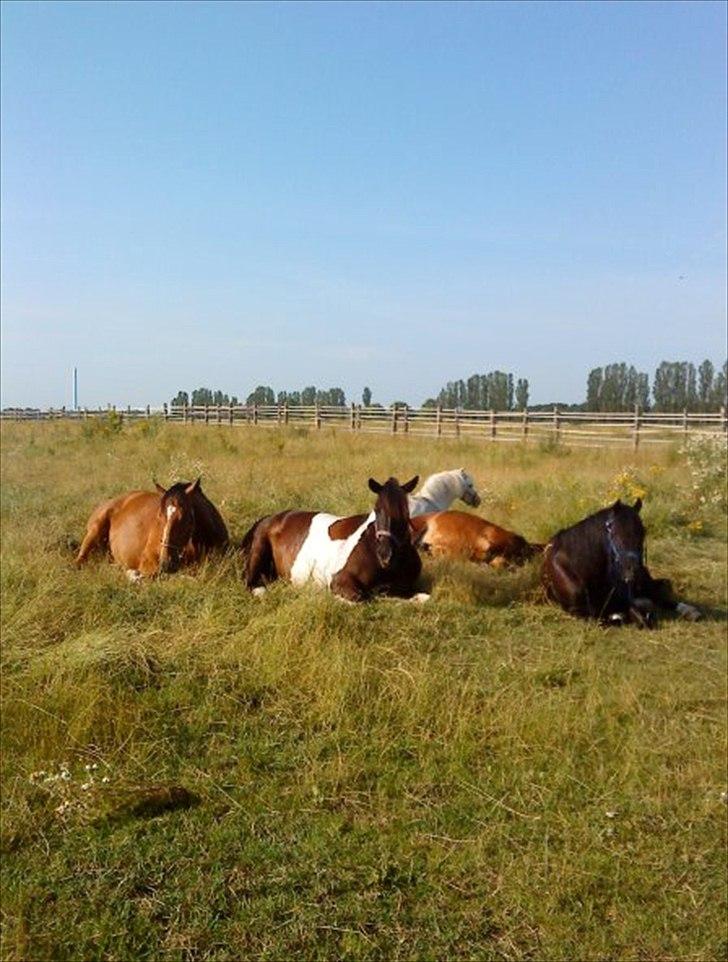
[410,511,542,568]
[241,476,427,603]
[543,498,700,628]
[408,469,481,517]
[76,478,228,580]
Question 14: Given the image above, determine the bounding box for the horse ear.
[613,499,622,509]
[401,475,419,494]
[368,478,382,494]
[185,477,201,495]
[154,480,166,494]
[634,497,643,513]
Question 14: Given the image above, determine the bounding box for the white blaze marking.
[166,504,177,519]
[290,512,374,587]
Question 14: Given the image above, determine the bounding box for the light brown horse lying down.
[76,479,228,579]
[409,510,543,568]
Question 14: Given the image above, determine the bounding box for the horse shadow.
[420,556,543,607]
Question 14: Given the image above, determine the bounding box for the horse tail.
[240,516,277,588]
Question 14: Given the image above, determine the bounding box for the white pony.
[408,468,481,517]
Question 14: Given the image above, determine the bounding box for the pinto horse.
[542,498,700,627]
[408,469,481,517]
[410,511,542,568]
[76,478,228,580]
[241,476,426,602]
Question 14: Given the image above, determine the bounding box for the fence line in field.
[3,402,727,449]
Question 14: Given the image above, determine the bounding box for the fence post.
[284,402,289,425]
[228,402,233,426]
[683,407,688,441]
[436,405,442,438]
[253,403,258,426]
[490,409,496,441]
[553,405,560,442]
[163,402,168,421]
[391,406,397,434]
[633,404,641,450]
[84,407,88,421]
[203,404,208,425]
[522,406,529,440]
[183,402,188,424]
[455,408,460,438]
[403,404,409,434]
[721,405,727,437]
[216,404,221,425]
[276,403,282,427]
[350,403,355,431]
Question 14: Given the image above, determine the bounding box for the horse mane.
[160,481,194,504]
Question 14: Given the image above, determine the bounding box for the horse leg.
[545,550,593,618]
[330,570,367,603]
[640,572,702,621]
[76,502,113,565]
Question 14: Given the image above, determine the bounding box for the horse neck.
[417,472,461,510]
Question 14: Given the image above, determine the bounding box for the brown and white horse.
[241,476,427,602]
[76,478,228,580]
[410,511,542,568]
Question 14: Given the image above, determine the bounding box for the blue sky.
[1,0,726,408]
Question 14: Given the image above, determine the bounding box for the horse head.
[605,498,645,588]
[154,478,200,573]
[458,468,481,507]
[368,475,419,569]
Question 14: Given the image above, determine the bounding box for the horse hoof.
[252,586,267,598]
[126,569,143,583]
[410,592,431,604]
[676,602,702,622]
[607,613,626,625]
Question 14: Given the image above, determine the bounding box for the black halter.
[604,515,643,603]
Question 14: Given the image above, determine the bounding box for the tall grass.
[1,422,726,961]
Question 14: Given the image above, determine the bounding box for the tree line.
[586,359,726,412]
[169,358,726,413]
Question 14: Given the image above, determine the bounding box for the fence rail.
[2,403,726,448]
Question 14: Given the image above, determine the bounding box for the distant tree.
[246,385,275,405]
[421,398,438,408]
[653,361,699,412]
[390,400,408,409]
[710,361,727,410]
[301,386,317,406]
[586,368,603,411]
[316,387,346,406]
[515,378,529,409]
[362,386,372,407]
[698,360,714,411]
[171,390,189,407]
[191,387,214,406]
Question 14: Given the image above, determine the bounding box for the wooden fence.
[3,403,726,449]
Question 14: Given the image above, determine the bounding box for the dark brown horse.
[410,511,542,568]
[542,498,700,627]
[76,478,228,580]
[241,476,427,602]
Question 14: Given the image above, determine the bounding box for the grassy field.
[1,420,726,962]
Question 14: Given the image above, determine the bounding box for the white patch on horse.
[408,469,481,517]
[166,504,177,519]
[126,569,143,583]
[252,586,267,598]
[290,512,374,587]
